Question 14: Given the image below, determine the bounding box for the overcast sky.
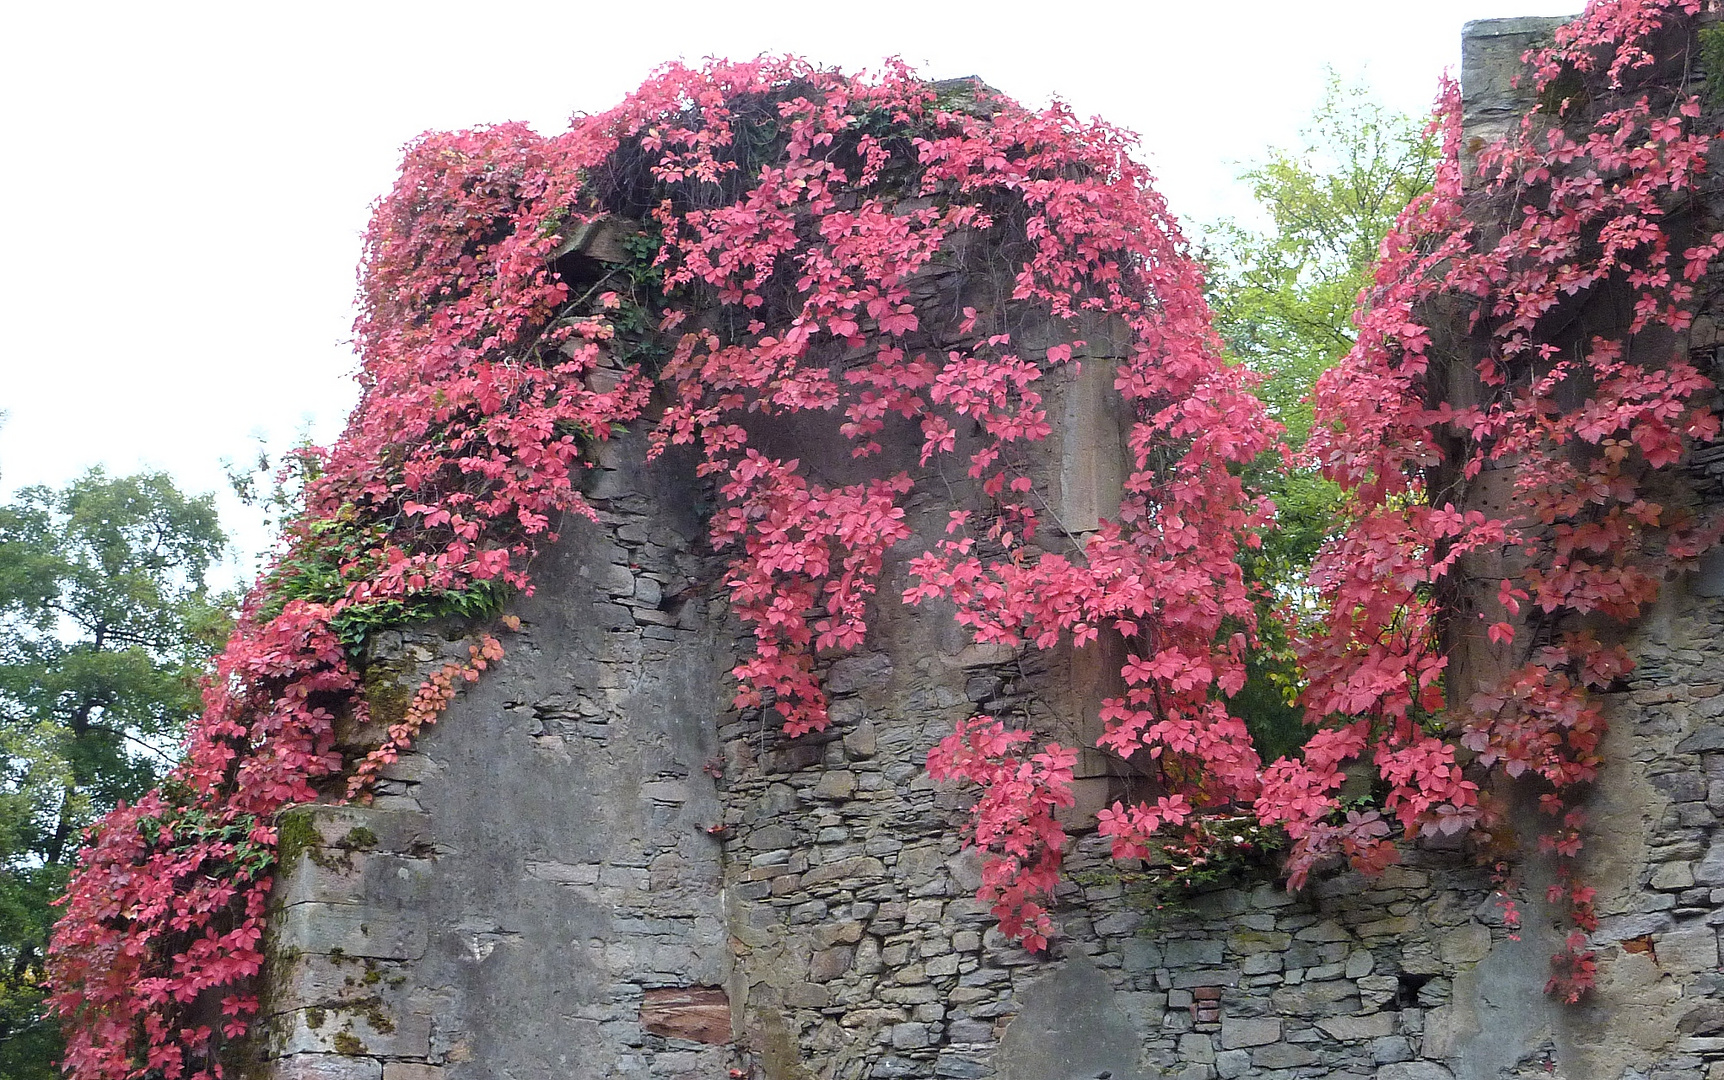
[0,0,1580,578]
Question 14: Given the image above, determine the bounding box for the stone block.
[274,903,426,961]
[1345,949,1375,978]
[800,855,886,887]
[1374,1035,1414,1063]
[1438,923,1492,965]
[812,770,856,800]
[278,805,430,857]
[275,1003,431,1059]
[1252,1042,1319,1068]
[1295,919,1352,943]
[1654,861,1697,890]
[273,1056,382,1080]
[935,1051,990,1079]
[1696,836,1724,886]
[1377,1063,1454,1080]
[1165,938,1225,966]
[640,987,731,1044]
[826,653,893,693]
[1316,1012,1398,1041]
[891,1022,933,1050]
[1179,1033,1216,1063]
[1218,1017,1280,1049]
[809,946,854,982]
[1172,968,1242,989]
[843,721,878,760]
[1270,979,1357,1014]
[382,1066,445,1080]
[1227,928,1291,955]
[1659,921,1721,976]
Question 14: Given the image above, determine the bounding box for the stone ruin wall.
[248,17,1724,1080]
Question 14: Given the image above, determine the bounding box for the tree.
[1202,75,1438,760]
[0,469,229,1078]
[1208,72,1439,447]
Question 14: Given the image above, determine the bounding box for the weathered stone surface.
[640,987,732,1044]
[1218,1017,1280,1049]
[1379,1064,1455,1080]
[826,653,893,693]
[1252,1041,1319,1068]
[995,957,1149,1080]
[1438,923,1492,966]
[1315,1012,1397,1041]
[273,1056,382,1080]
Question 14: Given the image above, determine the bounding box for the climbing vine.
[1278,0,1724,1002]
[44,3,1724,1074]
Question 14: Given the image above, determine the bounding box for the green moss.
[304,1007,326,1030]
[275,808,320,868]
[1702,24,1724,106]
[362,663,412,731]
[331,1031,366,1056]
[365,1006,395,1035]
[339,826,378,851]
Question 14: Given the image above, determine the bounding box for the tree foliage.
[0,469,228,1078]
[1204,78,1439,762]
[1209,74,1439,445]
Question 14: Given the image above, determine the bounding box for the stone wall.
[245,15,1724,1080]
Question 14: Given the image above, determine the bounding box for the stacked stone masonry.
[250,15,1724,1080]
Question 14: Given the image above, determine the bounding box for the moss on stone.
[362,661,413,731]
[305,1007,327,1030]
[275,807,320,869]
[331,1031,366,1056]
[340,826,379,851]
[1702,23,1724,106]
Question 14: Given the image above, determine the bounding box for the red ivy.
[1287,0,1721,1001]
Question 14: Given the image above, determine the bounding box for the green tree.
[1204,75,1438,760]
[0,469,229,1078]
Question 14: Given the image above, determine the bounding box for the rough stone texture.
[251,16,1724,1080]
[640,987,732,1044]
[251,427,739,1080]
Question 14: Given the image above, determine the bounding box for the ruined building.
[244,16,1724,1080]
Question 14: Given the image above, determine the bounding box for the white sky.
[0,0,1580,580]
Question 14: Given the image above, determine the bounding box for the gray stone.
[1377,1064,1454,1080]
[1373,1036,1414,1064]
[1252,1042,1319,1068]
[1438,923,1493,965]
[1165,938,1225,966]
[995,956,1150,1080]
[1218,1017,1280,1049]
[1660,921,1721,975]
[1695,836,1724,885]
[1179,1033,1216,1063]
[1678,724,1724,753]
[1316,1013,1397,1041]
[826,653,894,693]
[273,1057,383,1080]
[1654,861,1698,890]
[890,1022,932,1050]
[1345,948,1375,978]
